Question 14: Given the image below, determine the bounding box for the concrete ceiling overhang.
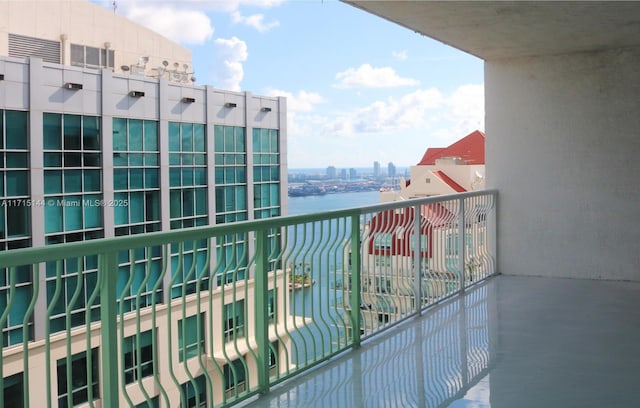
[343,1,640,60]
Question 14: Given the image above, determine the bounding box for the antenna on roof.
[112,1,117,14]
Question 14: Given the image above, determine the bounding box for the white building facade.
[381,130,485,202]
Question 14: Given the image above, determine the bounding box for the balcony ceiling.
[343,1,640,60]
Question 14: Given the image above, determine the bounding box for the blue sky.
[94,0,484,169]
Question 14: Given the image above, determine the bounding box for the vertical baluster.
[413,204,422,315]
[99,250,118,408]
[458,198,466,292]
[349,214,361,348]
[255,227,269,394]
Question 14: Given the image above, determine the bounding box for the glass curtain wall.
[252,128,281,271]
[113,118,163,312]
[213,125,248,285]
[0,109,32,346]
[42,113,102,332]
[168,122,209,297]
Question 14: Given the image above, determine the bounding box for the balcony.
[251,274,640,407]
[0,188,579,407]
[3,189,639,407]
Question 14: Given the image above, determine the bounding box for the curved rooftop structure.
[0,0,192,81]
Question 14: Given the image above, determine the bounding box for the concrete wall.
[486,47,640,280]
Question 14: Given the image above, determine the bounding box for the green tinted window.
[113,118,127,151]
[6,171,28,196]
[43,114,63,149]
[5,110,28,149]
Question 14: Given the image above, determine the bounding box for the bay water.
[286,190,381,215]
[284,190,382,363]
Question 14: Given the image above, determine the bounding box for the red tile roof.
[365,203,456,256]
[367,203,455,234]
[417,130,485,165]
[433,171,467,192]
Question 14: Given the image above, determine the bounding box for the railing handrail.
[0,189,497,408]
[0,190,497,268]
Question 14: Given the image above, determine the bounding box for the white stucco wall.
[486,47,640,280]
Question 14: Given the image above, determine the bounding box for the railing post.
[458,198,466,292]
[0,268,13,408]
[255,228,270,394]
[349,214,361,347]
[489,191,498,277]
[459,295,469,387]
[100,251,119,408]
[413,204,422,315]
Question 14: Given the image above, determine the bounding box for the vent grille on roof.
[9,33,61,64]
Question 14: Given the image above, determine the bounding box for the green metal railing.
[0,190,496,407]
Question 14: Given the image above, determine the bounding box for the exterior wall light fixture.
[225,102,237,108]
[129,91,145,97]
[182,97,196,103]
[65,82,83,90]
[261,107,272,112]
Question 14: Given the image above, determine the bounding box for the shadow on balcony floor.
[245,275,640,408]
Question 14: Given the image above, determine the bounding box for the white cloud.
[392,50,408,61]
[264,89,325,112]
[124,5,214,45]
[286,82,484,168]
[324,88,444,136]
[214,0,287,12]
[319,84,484,141]
[211,37,248,91]
[231,11,280,32]
[335,64,419,88]
[263,89,326,143]
[433,84,485,142]
[98,0,285,42]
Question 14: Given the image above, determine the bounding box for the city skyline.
[288,163,406,173]
[91,0,484,168]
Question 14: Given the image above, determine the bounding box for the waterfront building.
[326,165,336,179]
[354,200,488,326]
[381,130,485,202]
[363,133,486,323]
[387,162,396,178]
[373,161,380,179]
[0,1,290,406]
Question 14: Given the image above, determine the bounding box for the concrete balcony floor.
[247,275,640,408]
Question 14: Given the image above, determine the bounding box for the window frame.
[123,330,155,384]
[178,313,205,362]
[223,300,245,342]
[56,348,100,408]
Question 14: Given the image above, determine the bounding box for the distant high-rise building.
[349,168,357,180]
[388,162,397,178]
[326,166,337,179]
[340,168,348,180]
[373,161,381,178]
